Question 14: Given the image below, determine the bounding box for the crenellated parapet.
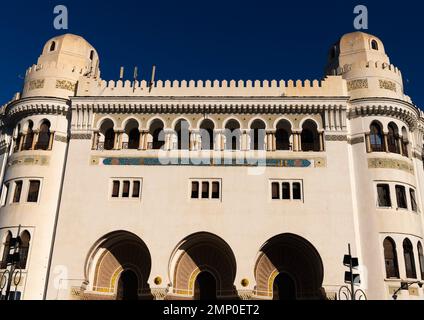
[77,76,348,97]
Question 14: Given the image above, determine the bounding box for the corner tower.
[326,31,407,101]
[22,34,100,99]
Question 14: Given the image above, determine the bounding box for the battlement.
[331,60,402,77]
[80,76,348,97]
[25,62,98,79]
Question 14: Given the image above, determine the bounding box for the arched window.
[1,232,12,269]
[100,119,115,151]
[200,119,215,151]
[22,121,34,151]
[50,41,56,52]
[19,231,31,269]
[124,120,140,150]
[371,40,379,50]
[90,50,95,61]
[175,120,190,150]
[387,122,400,154]
[250,119,266,150]
[276,120,291,151]
[149,119,165,150]
[301,120,320,152]
[418,242,424,280]
[383,237,399,278]
[36,120,52,150]
[225,120,241,151]
[403,239,417,279]
[370,122,384,152]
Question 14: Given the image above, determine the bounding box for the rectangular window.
[272,183,280,200]
[377,184,391,207]
[191,182,199,199]
[293,182,302,200]
[395,185,407,209]
[202,182,209,199]
[27,180,40,203]
[122,181,130,198]
[132,181,141,198]
[410,189,418,212]
[212,182,220,199]
[112,181,120,198]
[282,183,291,200]
[13,181,23,203]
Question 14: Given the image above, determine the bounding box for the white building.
[0,31,424,300]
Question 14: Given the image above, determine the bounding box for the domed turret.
[22,34,100,99]
[325,32,406,101]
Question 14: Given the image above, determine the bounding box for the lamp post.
[0,225,22,300]
[392,281,424,300]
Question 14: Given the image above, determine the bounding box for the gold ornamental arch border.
[171,234,237,298]
[253,233,324,300]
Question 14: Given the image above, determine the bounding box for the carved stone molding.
[348,136,365,145]
[368,158,414,174]
[238,290,254,300]
[54,135,68,143]
[325,135,348,142]
[71,133,92,140]
[379,80,397,92]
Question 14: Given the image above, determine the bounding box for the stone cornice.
[348,97,420,129]
[71,96,349,114]
[3,96,71,121]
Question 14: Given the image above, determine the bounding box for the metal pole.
[348,244,355,301]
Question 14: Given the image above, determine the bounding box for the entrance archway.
[168,232,238,300]
[117,270,139,300]
[273,272,296,300]
[254,233,325,300]
[194,271,217,300]
[83,231,153,300]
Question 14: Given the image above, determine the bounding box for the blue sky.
[0,0,423,107]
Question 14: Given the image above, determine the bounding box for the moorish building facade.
[0,31,424,300]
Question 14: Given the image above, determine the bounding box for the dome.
[37,33,100,75]
[326,31,390,74]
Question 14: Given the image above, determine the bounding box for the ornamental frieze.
[347,79,368,91]
[379,80,397,92]
[56,80,76,92]
[368,158,414,174]
[28,79,45,90]
[348,136,365,145]
[8,155,50,167]
[325,135,348,142]
[90,156,326,168]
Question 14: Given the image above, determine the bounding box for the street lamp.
[392,281,424,300]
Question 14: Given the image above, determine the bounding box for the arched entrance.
[254,234,325,300]
[194,271,217,300]
[168,232,238,300]
[83,231,153,300]
[273,273,296,300]
[117,270,139,300]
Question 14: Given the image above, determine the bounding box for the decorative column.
[48,132,55,150]
[31,131,39,150]
[164,130,174,151]
[18,134,24,152]
[214,130,222,151]
[293,130,300,152]
[243,130,250,151]
[92,131,99,150]
[383,132,389,153]
[138,130,144,150]
[365,133,371,153]
[319,130,325,152]
[115,130,123,150]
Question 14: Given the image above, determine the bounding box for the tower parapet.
[326,31,409,102]
[22,34,100,100]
